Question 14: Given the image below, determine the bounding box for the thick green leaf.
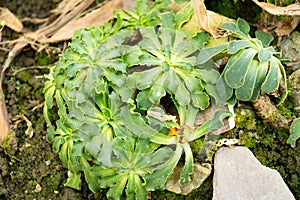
[287,118,300,148]
[136,89,154,110]
[128,67,161,90]
[126,173,148,200]
[197,44,228,64]
[191,91,209,110]
[64,172,82,190]
[175,80,191,106]
[160,12,176,29]
[224,48,258,88]
[180,142,194,184]
[258,47,272,63]
[106,175,128,200]
[249,61,268,101]
[237,18,250,36]
[166,68,180,93]
[227,40,254,54]
[188,110,232,141]
[121,103,158,138]
[235,59,260,101]
[255,30,274,47]
[174,3,194,29]
[145,145,182,190]
[261,57,280,93]
[220,20,249,39]
[195,68,220,84]
[140,27,163,58]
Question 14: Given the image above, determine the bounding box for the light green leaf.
[160,12,176,29]
[121,103,158,138]
[166,68,179,93]
[188,110,232,141]
[106,175,128,200]
[175,80,190,106]
[287,118,300,148]
[191,92,209,110]
[227,40,254,54]
[174,3,194,29]
[258,48,272,63]
[145,145,183,190]
[220,20,249,39]
[64,172,82,190]
[180,142,194,184]
[197,44,228,64]
[136,90,153,110]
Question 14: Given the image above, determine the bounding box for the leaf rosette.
[199,18,287,104]
[44,1,234,199]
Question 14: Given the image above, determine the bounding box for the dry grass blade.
[252,0,300,16]
[40,0,123,43]
[192,0,214,36]
[0,87,10,143]
[12,115,33,138]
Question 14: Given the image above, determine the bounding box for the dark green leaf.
[249,61,268,101]
[237,18,250,36]
[261,57,280,93]
[255,30,274,47]
[235,60,260,101]
[224,48,258,88]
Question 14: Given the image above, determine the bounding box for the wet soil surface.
[0,0,299,200]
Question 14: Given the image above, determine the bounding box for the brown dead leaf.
[0,87,10,144]
[252,0,300,16]
[40,0,123,43]
[192,0,214,36]
[0,7,23,32]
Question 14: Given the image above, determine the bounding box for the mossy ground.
[0,0,299,199]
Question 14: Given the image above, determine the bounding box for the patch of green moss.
[16,71,31,82]
[190,138,204,155]
[37,51,57,66]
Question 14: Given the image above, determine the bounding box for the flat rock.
[213,146,295,200]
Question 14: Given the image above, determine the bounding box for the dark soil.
[0,0,299,200]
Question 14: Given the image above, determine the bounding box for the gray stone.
[281,31,300,70]
[213,146,295,200]
[289,69,300,112]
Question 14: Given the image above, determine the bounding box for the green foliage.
[287,118,300,147]
[44,1,290,199]
[200,18,287,104]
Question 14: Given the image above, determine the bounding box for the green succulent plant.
[44,1,290,199]
[199,18,287,104]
